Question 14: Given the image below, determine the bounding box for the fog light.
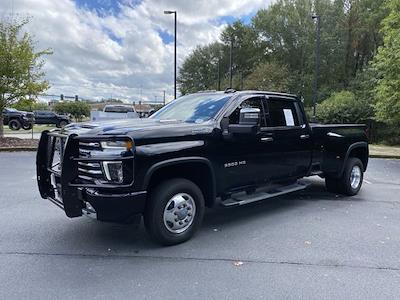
[102,161,123,183]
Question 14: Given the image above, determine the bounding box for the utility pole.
[312,14,321,121]
[163,90,166,106]
[229,38,233,88]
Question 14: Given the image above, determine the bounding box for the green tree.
[178,42,227,94]
[11,98,49,111]
[373,0,400,126]
[244,62,293,92]
[178,0,389,111]
[53,101,90,122]
[0,17,52,136]
[220,20,263,77]
[316,90,374,123]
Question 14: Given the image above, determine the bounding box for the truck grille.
[50,138,106,183]
[77,141,105,183]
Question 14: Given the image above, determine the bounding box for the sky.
[0,0,272,103]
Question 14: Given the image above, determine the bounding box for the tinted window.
[229,97,266,127]
[266,99,299,127]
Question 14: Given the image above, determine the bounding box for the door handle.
[261,137,274,142]
[300,134,310,139]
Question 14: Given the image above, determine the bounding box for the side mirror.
[228,107,260,135]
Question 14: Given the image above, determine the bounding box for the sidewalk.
[4,132,41,139]
[369,144,400,159]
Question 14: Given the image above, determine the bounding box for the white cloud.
[0,0,270,103]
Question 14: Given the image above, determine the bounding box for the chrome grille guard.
[36,131,134,217]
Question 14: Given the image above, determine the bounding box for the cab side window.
[229,98,267,127]
[266,100,299,127]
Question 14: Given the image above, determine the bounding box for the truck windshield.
[150,93,231,123]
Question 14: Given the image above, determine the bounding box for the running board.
[221,181,309,207]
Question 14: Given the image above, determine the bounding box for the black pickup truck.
[33,111,70,127]
[37,90,368,245]
[3,108,35,130]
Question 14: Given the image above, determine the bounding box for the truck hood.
[61,118,215,141]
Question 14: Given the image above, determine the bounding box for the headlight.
[101,140,133,150]
[102,161,124,183]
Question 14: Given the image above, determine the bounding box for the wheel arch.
[340,142,369,176]
[143,157,216,208]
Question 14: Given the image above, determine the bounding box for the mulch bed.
[0,137,38,149]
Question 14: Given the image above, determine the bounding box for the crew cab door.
[262,97,312,180]
[221,96,276,190]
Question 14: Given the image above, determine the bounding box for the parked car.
[2,108,34,130]
[103,105,136,113]
[37,90,368,245]
[33,111,70,128]
[90,105,139,121]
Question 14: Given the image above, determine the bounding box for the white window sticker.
[283,109,295,126]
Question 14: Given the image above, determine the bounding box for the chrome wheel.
[350,165,362,189]
[163,193,196,234]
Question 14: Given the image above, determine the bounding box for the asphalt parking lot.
[0,152,399,299]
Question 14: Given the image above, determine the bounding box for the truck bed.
[308,123,368,177]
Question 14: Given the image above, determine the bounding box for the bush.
[53,101,90,122]
[315,91,374,124]
[368,122,400,145]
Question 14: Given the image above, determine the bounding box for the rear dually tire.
[325,157,364,196]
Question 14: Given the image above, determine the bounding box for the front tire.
[57,120,68,128]
[8,119,21,130]
[22,123,32,130]
[144,178,205,246]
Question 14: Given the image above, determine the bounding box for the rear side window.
[265,99,299,127]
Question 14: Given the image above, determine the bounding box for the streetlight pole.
[312,14,320,121]
[164,10,177,99]
[217,59,220,90]
[229,37,233,88]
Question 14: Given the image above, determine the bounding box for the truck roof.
[195,89,298,99]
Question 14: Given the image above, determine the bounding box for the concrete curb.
[0,147,37,152]
[369,154,400,159]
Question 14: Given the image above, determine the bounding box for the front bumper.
[36,131,146,222]
[22,117,34,126]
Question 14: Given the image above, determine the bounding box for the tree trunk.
[0,96,4,138]
[0,114,4,138]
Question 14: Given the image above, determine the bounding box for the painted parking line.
[363,179,372,184]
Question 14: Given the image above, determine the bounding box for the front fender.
[142,157,216,206]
